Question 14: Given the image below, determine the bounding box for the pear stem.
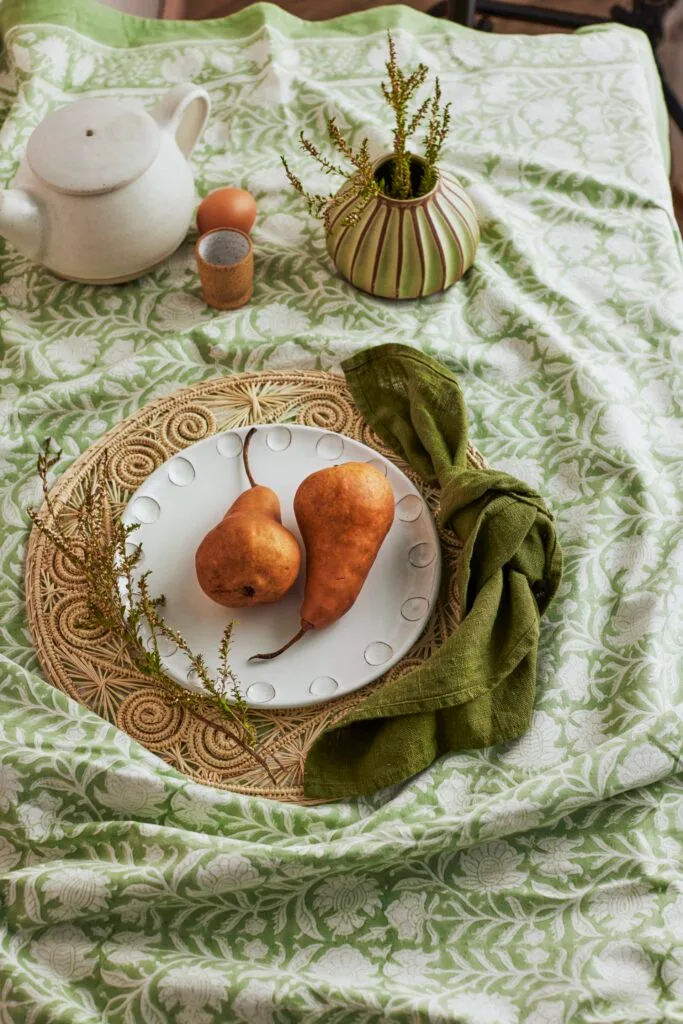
[243,426,258,488]
[249,627,306,662]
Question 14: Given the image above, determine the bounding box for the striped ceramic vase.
[326,158,479,300]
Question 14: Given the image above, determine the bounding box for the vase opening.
[373,154,438,201]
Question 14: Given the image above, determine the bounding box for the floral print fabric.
[0,2,682,1021]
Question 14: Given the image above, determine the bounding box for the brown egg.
[197,188,257,236]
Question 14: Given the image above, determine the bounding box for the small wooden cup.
[195,227,253,310]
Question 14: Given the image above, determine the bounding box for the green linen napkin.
[304,344,563,799]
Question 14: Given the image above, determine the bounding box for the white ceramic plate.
[121,425,441,709]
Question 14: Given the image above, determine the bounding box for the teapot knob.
[152,83,210,158]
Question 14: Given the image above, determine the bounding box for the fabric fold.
[304,344,563,798]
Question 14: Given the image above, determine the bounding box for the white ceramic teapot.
[0,83,210,283]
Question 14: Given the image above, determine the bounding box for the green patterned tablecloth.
[1,1,682,1020]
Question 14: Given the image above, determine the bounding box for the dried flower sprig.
[281,32,452,225]
[28,440,281,783]
[421,78,451,194]
[382,32,429,200]
[281,121,380,230]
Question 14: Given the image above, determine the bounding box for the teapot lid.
[27,98,160,196]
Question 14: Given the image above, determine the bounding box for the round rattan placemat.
[25,371,485,803]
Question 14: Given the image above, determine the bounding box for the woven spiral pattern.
[118,689,189,750]
[25,371,485,802]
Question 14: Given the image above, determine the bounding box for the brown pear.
[195,428,301,607]
[251,461,394,659]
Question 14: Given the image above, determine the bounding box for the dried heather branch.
[37,438,62,523]
[299,129,349,178]
[27,440,282,783]
[280,33,451,216]
[383,32,429,199]
[281,155,336,221]
[422,77,451,193]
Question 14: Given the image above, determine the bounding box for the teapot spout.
[0,189,43,260]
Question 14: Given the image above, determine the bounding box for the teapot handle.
[153,83,210,159]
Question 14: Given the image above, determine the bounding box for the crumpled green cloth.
[305,344,563,798]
